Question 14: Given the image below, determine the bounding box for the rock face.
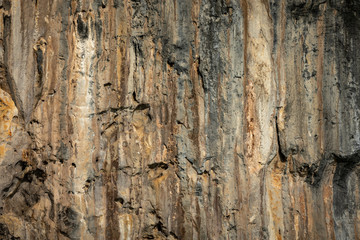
[0,0,359,239]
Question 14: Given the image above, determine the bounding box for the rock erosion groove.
[0,0,359,239]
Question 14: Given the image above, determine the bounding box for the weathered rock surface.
[0,0,359,239]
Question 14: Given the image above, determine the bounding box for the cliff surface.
[0,0,359,239]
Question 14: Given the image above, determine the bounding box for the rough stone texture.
[0,0,359,239]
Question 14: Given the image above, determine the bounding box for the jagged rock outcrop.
[0,0,359,239]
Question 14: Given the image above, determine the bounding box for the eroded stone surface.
[0,0,359,239]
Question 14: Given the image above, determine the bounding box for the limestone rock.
[0,0,359,239]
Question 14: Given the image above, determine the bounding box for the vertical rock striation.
[0,0,359,239]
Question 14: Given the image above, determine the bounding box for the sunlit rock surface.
[0,0,359,239]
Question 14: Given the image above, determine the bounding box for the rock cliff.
[0,0,359,239]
